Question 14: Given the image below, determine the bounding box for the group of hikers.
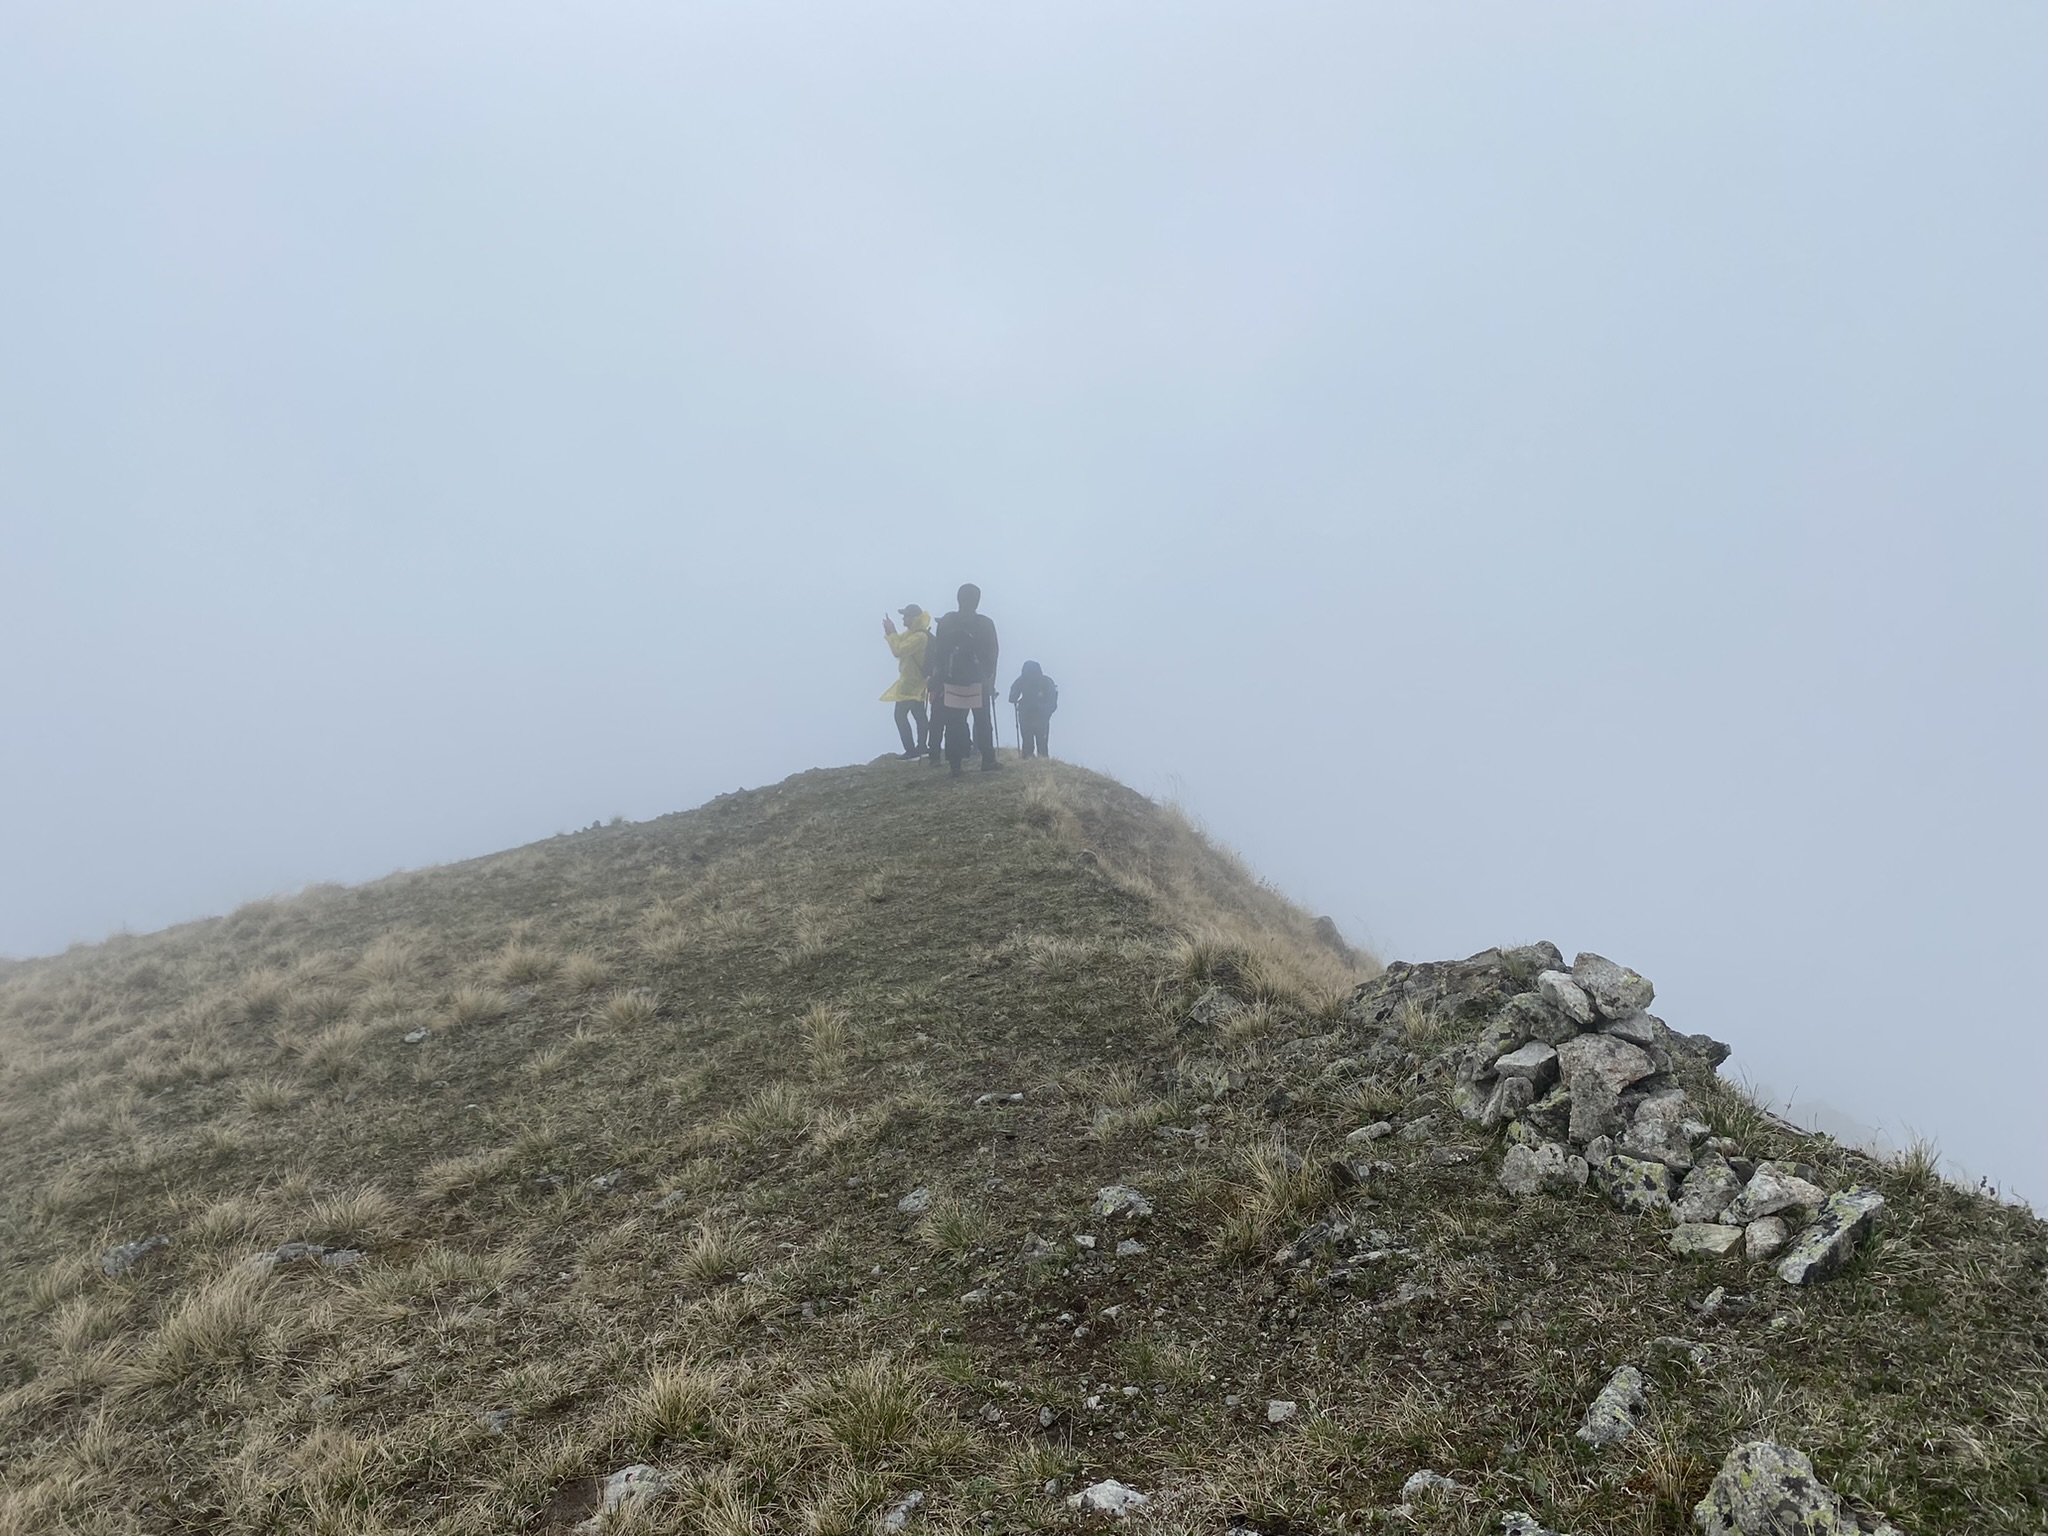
[880,584,1059,778]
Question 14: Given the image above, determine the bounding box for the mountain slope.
[0,759,2041,1535]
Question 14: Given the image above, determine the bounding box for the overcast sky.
[3,4,2043,1200]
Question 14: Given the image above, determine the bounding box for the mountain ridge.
[0,758,2041,1535]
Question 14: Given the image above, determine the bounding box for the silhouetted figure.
[1008,660,1058,759]
[927,583,1001,778]
[880,606,931,759]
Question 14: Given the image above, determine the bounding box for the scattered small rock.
[1493,1040,1559,1085]
[1115,1238,1146,1257]
[479,1407,516,1435]
[1093,1185,1153,1219]
[1066,1479,1149,1517]
[1669,1223,1745,1259]
[589,1169,627,1192]
[973,1092,1025,1107]
[1400,1469,1461,1500]
[574,1464,666,1533]
[1588,1149,1676,1215]
[1536,970,1594,1026]
[877,1490,925,1533]
[1570,952,1655,1018]
[1776,1187,1885,1287]
[100,1235,170,1279]
[402,1028,430,1045]
[1346,1121,1395,1143]
[1742,1216,1789,1262]
[1266,1399,1297,1423]
[1576,1364,1646,1448]
[1673,1157,1745,1224]
[1647,1336,1710,1370]
[1502,1514,1567,1536]
[1723,1163,1827,1225]
[1498,1140,1589,1198]
[896,1187,933,1215]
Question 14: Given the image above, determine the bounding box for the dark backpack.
[1020,673,1058,715]
[942,618,987,687]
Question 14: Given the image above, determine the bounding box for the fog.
[3,4,2043,1200]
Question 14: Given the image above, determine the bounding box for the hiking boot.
[949,762,964,779]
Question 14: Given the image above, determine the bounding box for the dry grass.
[679,1219,756,1287]
[600,988,660,1029]
[494,941,558,985]
[563,950,610,993]
[120,1267,277,1395]
[1213,1138,1337,1261]
[801,1001,849,1077]
[913,1195,997,1265]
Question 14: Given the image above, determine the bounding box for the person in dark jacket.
[1008,660,1058,759]
[926,583,1001,777]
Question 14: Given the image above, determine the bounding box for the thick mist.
[2,4,2043,1199]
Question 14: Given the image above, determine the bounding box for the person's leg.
[974,701,999,768]
[893,702,915,754]
[945,707,966,776]
[910,700,929,751]
[1037,719,1050,759]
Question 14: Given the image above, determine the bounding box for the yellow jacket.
[881,611,931,702]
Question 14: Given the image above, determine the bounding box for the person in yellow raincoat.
[880,605,932,759]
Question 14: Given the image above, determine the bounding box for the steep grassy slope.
[0,760,2041,1536]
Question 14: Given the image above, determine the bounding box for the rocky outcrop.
[1693,1441,1903,1534]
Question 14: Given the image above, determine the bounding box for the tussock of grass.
[799,1355,933,1463]
[493,941,558,985]
[914,1195,997,1265]
[612,1358,737,1448]
[354,934,413,985]
[306,1185,400,1246]
[679,1219,756,1287]
[295,1019,374,1081]
[236,1076,298,1114]
[418,1146,515,1202]
[1214,1139,1337,1262]
[444,983,511,1028]
[563,950,610,993]
[599,988,660,1029]
[121,1267,277,1394]
[717,1083,810,1147]
[800,1001,850,1078]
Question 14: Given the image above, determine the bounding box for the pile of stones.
[1354,943,1884,1287]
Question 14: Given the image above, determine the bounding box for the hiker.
[880,606,931,760]
[926,583,1001,777]
[1008,660,1059,759]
